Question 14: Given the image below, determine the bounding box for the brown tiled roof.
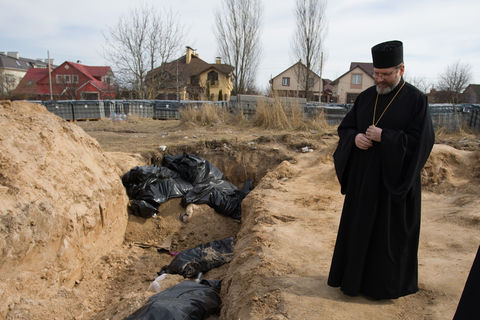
[147,54,233,87]
[271,61,321,81]
[349,62,374,75]
[464,84,480,95]
[331,62,375,85]
[322,79,333,91]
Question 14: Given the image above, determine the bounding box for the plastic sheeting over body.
[122,154,253,219]
[160,237,236,278]
[125,280,221,320]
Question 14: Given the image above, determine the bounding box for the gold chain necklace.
[372,80,406,126]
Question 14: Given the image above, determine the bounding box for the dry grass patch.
[179,104,224,126]
[179,103,251,127]
[305,110,332,132]
[434,125,480,151]
[435,125,476,140]
[254,98,291,130]
[254,97,333,132]
[178,99,335,133]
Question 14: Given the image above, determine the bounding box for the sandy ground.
[221,146,480,319]
[2,102,480,319]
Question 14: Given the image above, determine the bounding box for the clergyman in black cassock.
[453,245,480,319]
[327,40,435,299]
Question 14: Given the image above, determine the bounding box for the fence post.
[470,108,478,129]
[71,102,75,121]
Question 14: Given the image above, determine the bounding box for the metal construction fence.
[305,103,480,131]
[34,99,224,121]
[429,104,480,132]
[32,99,480,132]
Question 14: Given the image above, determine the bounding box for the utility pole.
[319,51,323,102]
[48,51,53,100]
[176,59,179,101]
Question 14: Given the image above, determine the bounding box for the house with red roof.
[0,51,49,98]
[13,61,116,100]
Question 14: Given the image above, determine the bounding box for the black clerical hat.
[371,40,403,68]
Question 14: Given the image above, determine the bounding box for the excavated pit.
[106,143,294,319]
[125,143,292,247]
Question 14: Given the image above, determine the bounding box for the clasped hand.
[355,125,382,150]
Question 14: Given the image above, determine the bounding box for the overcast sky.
[1,0,479,92]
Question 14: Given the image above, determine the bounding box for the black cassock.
[327,80,435,299]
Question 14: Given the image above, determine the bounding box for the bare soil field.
[1,100,480,319]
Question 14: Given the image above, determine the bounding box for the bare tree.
[292,0,327,101]
[405,75,432,94]
[104,4,184,99]
[214,0,263,95]
[437,61,472,103]
[147,9,184,71]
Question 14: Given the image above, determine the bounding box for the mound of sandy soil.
[0,101,129,318]
[422,144,480,193]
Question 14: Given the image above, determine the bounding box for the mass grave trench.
[122,143,292,306]
[126,142,290,246]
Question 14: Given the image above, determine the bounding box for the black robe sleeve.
[333,106,358,195]
[379,93,434,197]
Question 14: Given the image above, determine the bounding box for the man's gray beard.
[376,77,401,95]
[376,85,393,94]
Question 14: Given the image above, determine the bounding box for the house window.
[308,77,314,87]
[352,74,362,85]
[282,77,290,86]
[102,76,111,84]
[64,75,71,83]
[72,75,78,84]
[56,74,63,84]
[346,93,359,103]
[81,92,99,100]
[207,71,218,86]
[191,75,199,86]
[5,74,15,83]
